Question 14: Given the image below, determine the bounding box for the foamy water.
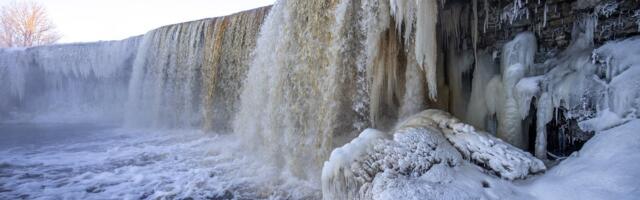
[0,123,319,199]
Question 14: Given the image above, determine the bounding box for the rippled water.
[0,123,319,200]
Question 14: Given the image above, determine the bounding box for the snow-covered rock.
[322,109,545,199]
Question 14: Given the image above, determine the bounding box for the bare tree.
[0,0,61,47]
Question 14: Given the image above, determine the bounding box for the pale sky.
[1,0,275,43]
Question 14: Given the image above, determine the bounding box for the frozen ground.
[0,123,318,200]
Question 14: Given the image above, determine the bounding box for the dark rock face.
[475,0,640,51]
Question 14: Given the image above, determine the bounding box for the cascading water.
[126,7,269,129]
[2,0,640,199]
[0,38,140,123]
[232,0,440,182]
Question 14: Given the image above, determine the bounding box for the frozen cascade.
[390,0,439,100]
[484,32,537,149]
[465,51,499,131]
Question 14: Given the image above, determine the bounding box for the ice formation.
[390,0,439,100]
[322,110,545,199]
[474,32,537,149]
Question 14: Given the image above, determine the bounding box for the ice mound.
[322,109,545,199]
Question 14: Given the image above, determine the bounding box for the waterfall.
[126,7,269,129]
[232,0,439,183]
[0,7,269,128]
[0,38,139,122]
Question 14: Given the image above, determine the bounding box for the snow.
[407,110,545,180]
[524,120,640,200]
[578,109,631,132]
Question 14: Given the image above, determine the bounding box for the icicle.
[466,52,499,130]
[536,92,553,159]
[389,0,439,100]
[543,3,548,28]
[473,0,479,86]
[483,0,489,33]
[414,0,439,100]
[497,32,537,148]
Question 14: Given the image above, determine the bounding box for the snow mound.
[322,109,545,199]
[404,110,546,180]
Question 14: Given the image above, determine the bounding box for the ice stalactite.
[501,0,529,25]
[446,48,474,119]
[399,56,426,120]
[466,51,499,131]
[535,93,552,159]
[361,0,401,129]
[390,0,439,100]
[483,0,489,33]
[420,6,437,88]
[439,3,471,51]
[493,32,537,149]
[515,76,543,119]
[322,110,545,199]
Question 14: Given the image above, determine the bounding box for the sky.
[0,0,275,43]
